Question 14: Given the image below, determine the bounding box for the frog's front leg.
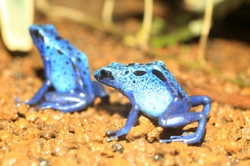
[159,96,211,144]
[16,57,52,106]
[25,80,52,105]
[38,91,93,112]
[107,92,139,142]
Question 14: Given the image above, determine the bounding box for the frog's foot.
[107,129,128,142]
[39,100,90,113]
[29,106,40,112]
[39,91,95,112]
[15,98,40,111]
[14,97,25,106]
[160,132,200,144]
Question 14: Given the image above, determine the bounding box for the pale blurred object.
[198,0,214,67]
[102,0,115,28]
[123,0,153,49]
[36,0,154,49]
[185,0,225,38]
[0,0,34,52]
[185,0,224,12]
[185,0,219,67]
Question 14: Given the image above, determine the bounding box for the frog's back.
[120,61,190,118]
[138,61,190,117]
[156,61,190,102]
[29,24,88,62]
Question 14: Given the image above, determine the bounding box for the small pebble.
[152,153,164,161]
[41,127,57,140]
[26,111,38,122]
[111,143,124,153]
[38,157,50,166]
[17,103,29,116]
[16,118,29,129]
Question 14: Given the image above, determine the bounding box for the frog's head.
[94,62,121,89]
[94,61,168,94]
[29,24,59,54]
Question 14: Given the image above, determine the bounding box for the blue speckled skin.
[94,61,211,144]
[20,24,108,112]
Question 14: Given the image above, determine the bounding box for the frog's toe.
[107,136,117,142]
[159,139,173,143]
[170,135,184,139]
[39,103,53,110]
[160,137,185,143]
[30,106,40,111]
[106,130,120,142]
[181,132,189,135]
[169,132,190,139]
[107,130,118,135]
[15,97,24,105]
[179,133,197,140]
[107,128,129,142]
[161,133,201,144]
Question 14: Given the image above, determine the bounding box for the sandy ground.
[0,17,250,166]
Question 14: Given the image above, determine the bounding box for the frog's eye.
[55,36,62,40]
[32,30,44,42]
[99,70,114,80]
[133,70,146,76]
[152,69,166,82]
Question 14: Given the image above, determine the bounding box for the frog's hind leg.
[71,51,94,96]
[43,91,87,103]
[38,91,92,112]
[190,96,211,117]
[39,100,89,112]
[159,96,211,144]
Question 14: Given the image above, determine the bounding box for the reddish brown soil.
[0,17,250,165]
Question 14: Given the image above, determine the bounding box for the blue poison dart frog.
[18,24,108,112]
[94,61,211,144]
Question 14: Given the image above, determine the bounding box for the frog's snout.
[94,70,99,80]
[94,69,114,81]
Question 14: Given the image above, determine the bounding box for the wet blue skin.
[94,61,211,144]
[20,24,108,112]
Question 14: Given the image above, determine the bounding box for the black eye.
[133,70,146,76]
[33,30,40,37]
[32,30,44,42]
[100,70,114,80]
[55,36,62,40]
[152,69,166,82]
